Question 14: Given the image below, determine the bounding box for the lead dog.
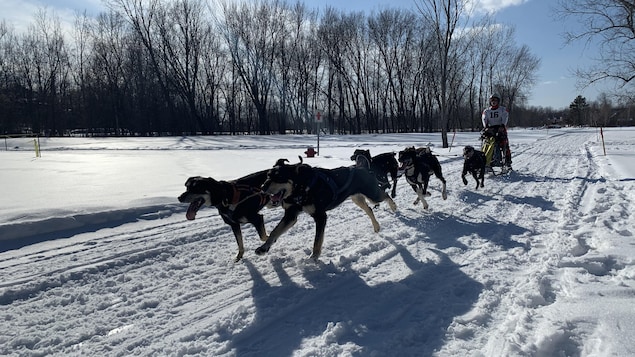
[350,149,399,198]
[462,145,486,190]
[397,146,447,209]
[178,171,271,262]
[256,158,397,259]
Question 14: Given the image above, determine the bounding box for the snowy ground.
[1,127,634,357]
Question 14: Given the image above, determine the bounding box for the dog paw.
[255,246,269,255]
[462,177,468,185]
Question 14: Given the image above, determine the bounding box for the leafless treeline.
[0,0,541,138]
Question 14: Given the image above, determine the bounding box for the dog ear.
[274,158,289,167]
[184,177,197,187]
[294,164,313,183]
[185,176,214,188]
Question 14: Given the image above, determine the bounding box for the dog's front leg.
[390,175,398,198]
[410,184,420,205]
[422,178,430,197]
[311,211,327,260]
[229,223,245,262]
[436,175,448,200]
[415,186,429,210]
[255,206,300,256]
[462,166,469,186]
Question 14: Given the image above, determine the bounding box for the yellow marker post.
[34,138,41,158]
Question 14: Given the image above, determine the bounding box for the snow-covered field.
[1,127,634,356]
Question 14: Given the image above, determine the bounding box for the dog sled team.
[178,93,513,262]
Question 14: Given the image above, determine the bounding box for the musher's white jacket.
[482,105,509,128]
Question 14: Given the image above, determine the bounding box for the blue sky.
[0,0,614,109]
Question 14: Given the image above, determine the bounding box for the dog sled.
[480,129,511,176]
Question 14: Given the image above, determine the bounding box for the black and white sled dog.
[350,149,400,198]
[461,145,486,190]
[178,171,271,262]
[256,157,397,260]
[397,146,447,209]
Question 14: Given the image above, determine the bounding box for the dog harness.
[225,183,268,211]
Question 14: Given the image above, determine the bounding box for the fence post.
[449,129,456,152]
[33,137,41,157]
[600,127,606,156]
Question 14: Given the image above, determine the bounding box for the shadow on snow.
[227,238,483,356]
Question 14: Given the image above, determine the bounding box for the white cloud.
[1,0,103,34]
[1,0,40,33]
[469,0,530,14]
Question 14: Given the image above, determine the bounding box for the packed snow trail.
[0,128,633,356]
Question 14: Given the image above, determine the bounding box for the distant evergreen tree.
[569,95,588,126]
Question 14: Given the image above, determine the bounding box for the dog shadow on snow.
[227,240,483,357]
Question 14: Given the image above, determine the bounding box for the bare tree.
[415,0,469,147]
[341,12,370,134]
[90,11,129,133]
[481,24,514,109]
[199,20,228,133]
[557,0,635,95]
[107,0,178,133]
[69,11,95,130]
[369,9,420,132]
[15,9,70,134]
[317,8,355,134]
[277,3,320,133]
[462,16,492,130]
[0,21,18,133]
[159,0,211,133]
[0,0,553,136]
[495,44,541,118]
[221,0,286,135]
[593,92,614,126]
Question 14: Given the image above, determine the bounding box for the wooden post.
[315,111,322,156]
[600,127,606,156]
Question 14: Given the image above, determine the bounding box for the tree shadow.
[227,240,483,356]
[395,211,529,251]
